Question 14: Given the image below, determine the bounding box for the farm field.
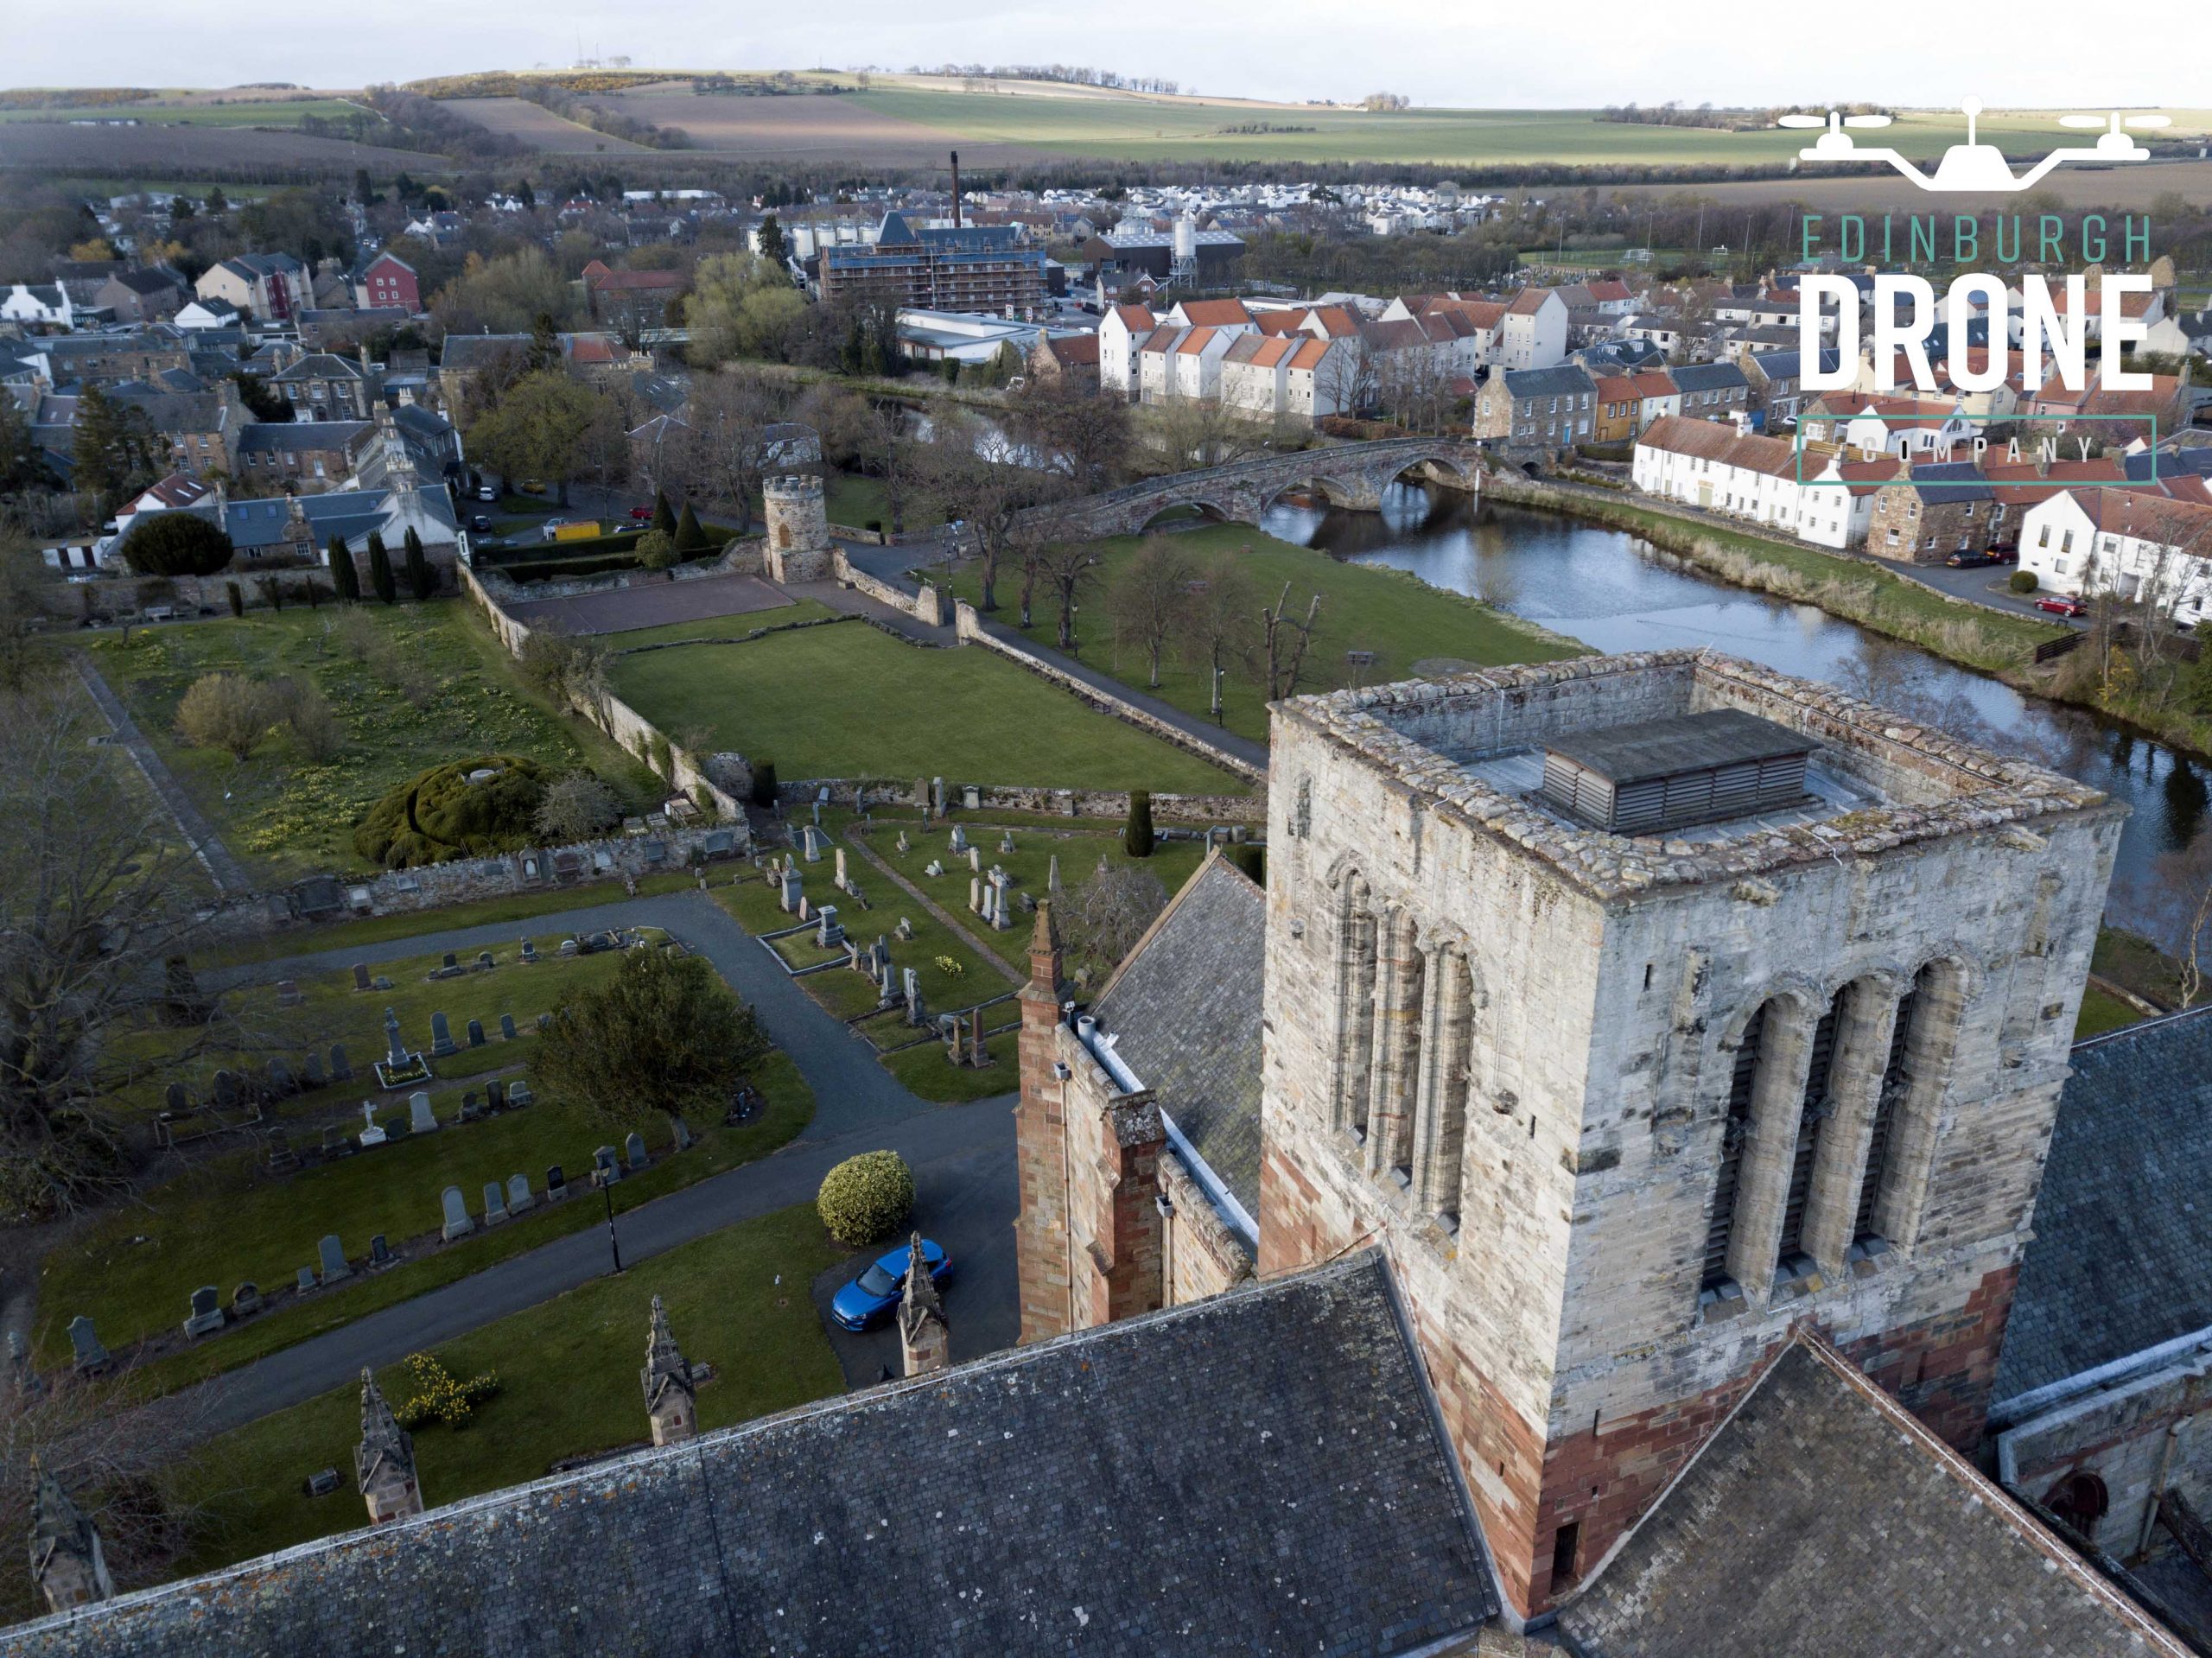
[0,98,364,126]
[569,91,1052,166]
[442,96,650,153]
[0,121,444,174]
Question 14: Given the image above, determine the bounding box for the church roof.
[6,1254,1497,1658]
[1090,850,1267,1218]
[1994,1007,2212,1406]
[1557,1335,2187,1658]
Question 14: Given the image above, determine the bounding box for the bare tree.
[0,685,221,1216]
[1176,554,1258,721]
[859,401,921,536]
[1105,536,1194,688]
[1006,373,1131,491]
[1260,579,1323,700]
[1037,540,1099,652]
[670,368,785,534]
[916,406,1061,613]
[1059,862,1170,974]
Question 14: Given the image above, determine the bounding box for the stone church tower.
[29,1458,112,1614]
[355,1368,423,1525]
[1257,651,2120,1618]
[641,1294,698,1446]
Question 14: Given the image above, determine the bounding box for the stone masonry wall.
[1999,1349,2212,1560]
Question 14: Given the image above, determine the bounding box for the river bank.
[1479,469,2212,765]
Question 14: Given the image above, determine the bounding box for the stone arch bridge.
[1032,436,1485,540]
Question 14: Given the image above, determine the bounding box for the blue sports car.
[830,1237,952,1331]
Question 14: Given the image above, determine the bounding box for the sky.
[0,0,2183,109]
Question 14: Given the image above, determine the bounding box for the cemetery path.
[73,651,254,895]
[168,1094,1014,1442]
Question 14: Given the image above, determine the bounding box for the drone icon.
[1779,98,2169,194]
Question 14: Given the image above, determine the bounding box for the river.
[1259,481,2209,947]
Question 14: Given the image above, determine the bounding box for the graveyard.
[939,522,1580,744]
[39,930,814,1394]
[118,1205,849,1604]
[86,600,664,883]
[601,613,1250,796]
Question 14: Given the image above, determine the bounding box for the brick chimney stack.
[950,151,961,230]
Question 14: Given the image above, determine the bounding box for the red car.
[2037,594,2088,618]
[628,505,655,522]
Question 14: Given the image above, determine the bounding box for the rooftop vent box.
[1539,708,1813,835]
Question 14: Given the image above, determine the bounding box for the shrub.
[1124,790,1154,858]
[404,526,433,600]
[533,772,620,842]
[327,532,359,601]
[673,502,709,554]
[391,1350,501,1430]
[121,513,234,577]
[652,488,677,537]
[2010,570,2038,594]
[224,580,244,619]
[634,527,677,571]
[517,630,604,706]
[270,677,346,762]
[749,758,778,806]
[816,1150,915,1247]
[367,531,396,604]
[353,754,553,867]
[649,732,673,780]
[175,673,278,759]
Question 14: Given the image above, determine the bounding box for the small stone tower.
[354,1367,423,1525]
[762,471,831,584]
[29,1458,112,1615]
[640,1294,698,1446]
[899,1232,950,1377]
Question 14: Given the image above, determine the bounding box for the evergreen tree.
[206,185,228,213]
[1124,791,1155,859]
[527,311,560,372]
[673,502,709,554]
[756,213,786,265]
[225,580,243,618]
[652,488,677,537]
[71,384,156,505]
[327,533,359,601]
[404,526,432,600]
[515,177,537,210]
[367,531,396,604]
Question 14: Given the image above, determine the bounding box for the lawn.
[604,597,840,651]
[89,600,664,883]
[168,1203,845,1580]
[603,615,1247,796]
[944,522,1579,745]
[40,931,816,1387]
[2075,986,2140,1041]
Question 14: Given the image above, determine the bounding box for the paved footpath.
[177,889,1014,1437]
[73,651,253,895]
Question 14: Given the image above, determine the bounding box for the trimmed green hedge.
[816,1150,915,1247]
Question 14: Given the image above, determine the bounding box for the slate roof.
[1090,852,1267,1220]
[1558,1336,2187,1658]
[1667,361,1747,393]
[236,420,372,455]
[3,1254,1497,1658]
[438,333,530,371]
[1499,365,1598,399]
[1995,1007,2212,1405]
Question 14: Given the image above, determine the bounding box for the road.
[174,887,1018,1437]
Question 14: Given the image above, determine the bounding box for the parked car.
[1946,550,1999,569]
[521,479,547,495]
[470,514,493,531]
[2037,594,2088,618]
[476,484,497,502]
[628,505,655,522]
[830,1237,951,1331]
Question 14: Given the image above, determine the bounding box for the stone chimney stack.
[640,1295,698,1446]
[899,1231,950,1378]
[354,1368,423,1525]
[29,1458,114,1615]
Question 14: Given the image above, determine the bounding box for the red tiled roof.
[1112,303,1156,331]
[1253,309,1309,335]
[1175,327,1218,357]
[1286,338,1331,372]
[1043,334,1098,366]
[1178,299,1251,327]
[1506,287,1554,316]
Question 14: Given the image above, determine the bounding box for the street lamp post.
[602,1180,624,1274]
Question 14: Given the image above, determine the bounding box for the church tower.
[1257,651,2120,1618]
[641,1295,699,1446]
[355,1368,423,1525]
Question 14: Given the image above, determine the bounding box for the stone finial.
[640,1295,698,1446]
[355,1367,423,1524]
[1026,899,1064,997]
[29,1456,113,1614]
[899,1232,950,1379]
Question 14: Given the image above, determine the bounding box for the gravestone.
[506,1173,535,1214]
[67,1317,107,1372]
[879,959,897,1004]
[969,876,982,914]
[429,1011,457,1057]
[500,1013,518,1041]
[184,1286,224,1339]
[330,1043,352,1082]
[232,1282,261,1316]
[507,1081,534,1107]
[302,1051,326,1089]
[483,1182,509,1226]
[304,1468,341,1499]
[949,824,967,854]
[625,1132,650,1172]
[486,1079,505,1111]
[558,937,579,957]
[834,847,849,890]
[797,895,812,923]
[923,860,944,878]
[817,905,843,949]
[478,950,495,971]
[593,1146,622,1186]
[163,1082,188,1116]
[276,979,302,1007]
[440,1185,474,1242]
[213,1070,238,1108]
[321,1124,346,1155]
[409,1092,437,1134]
[896,830,910,853]
[372,975,393,991]
[368,1235,393,1270]
[672,1118,694,1152]
[802,826,823,863]
[904,968,925,1027]
[931,776,946,814]
[963,785,981,810]
[537,1013,552,1032]
[317,1235,350,1284]
[358,1101,387,1147]
[266,1128,296,1172]
[545,1165,569,1203]
[296,1267,317,1293]
[1047,854,1061,893]
[779,867,803,912]
[520,938,538,963]
[383,1008,409,1068]
[896,916,914,941]
[967,845,982,873]
[268,1058,295,1095]
[353,963,372,992]
[467,1018,486,1048]
[440,951,460,975]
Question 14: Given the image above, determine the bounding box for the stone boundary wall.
[828,522,886,543]
[953,599,1268,790]
[468,540,766,607]
[773,776,1261,826]
[830,548,944,626]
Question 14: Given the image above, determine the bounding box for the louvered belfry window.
[1703,1002,1767,1291]
[1777,992,1845,1267]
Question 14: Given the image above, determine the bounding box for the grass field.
[40,933,814,1382]
[168,1203,844,1582]
[944,522,1578,746]
[91,601,664,884]
[441,96,650,152]
[602,616,1247,796]
[0,99,364,126]
[0,122,443,175]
